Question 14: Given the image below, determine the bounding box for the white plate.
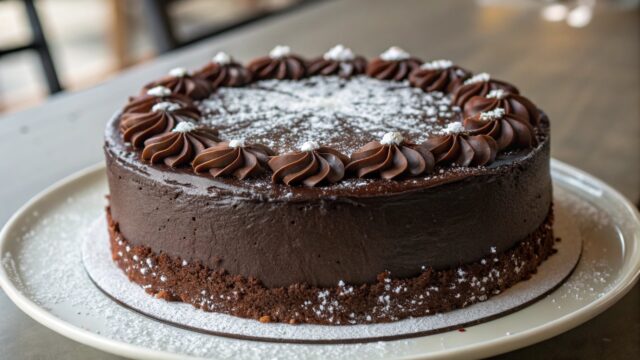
[1,160,639,360]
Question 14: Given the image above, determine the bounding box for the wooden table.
[1,1,638,358]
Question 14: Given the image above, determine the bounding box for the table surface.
[1,0,638,359]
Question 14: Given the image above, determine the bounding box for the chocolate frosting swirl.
[120,102,201,148]
[141,124,220,167]
[192,141,275,180]
[423,133,498,167]
[464,109,535,150]
[142,68,213,100]
[366,57,422,81]
[408,61,471,93]
[452,73,520,107]
[268,143,348,187]
[194,57,252,88]
[123,89,193,114]
[365,47,421,81]
[345,133,435,179]
[463,91,541,126]
[248,46,307,80]
[307,56,367,78]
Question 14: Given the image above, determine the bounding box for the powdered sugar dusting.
[479,108,506,121]
[151,101,180,112]
[300,141,320,152]
[464,72,490,85]
[199,76,459,153]
[169,67,189,77]
[228,139,245,148]
[323,44,355,61]
[172,122,197,133]
[420,60,453,70]
[269,45,291,59]
[379,46,411,61]
[487,89,506,99]
[440,121,465,135]
[380,132,404,145]
[146,86,171,97]
[212,51,232,65]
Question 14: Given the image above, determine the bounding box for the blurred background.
[0,1,638,359]
[1,0,638,114]
[0,0,301,113]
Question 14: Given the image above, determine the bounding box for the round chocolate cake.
[104,45,554,325]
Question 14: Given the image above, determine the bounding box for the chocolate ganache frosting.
[194,52,253,88]
[247,45,307,80]
[104,46,553,324]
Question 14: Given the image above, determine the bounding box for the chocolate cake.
[104,45,554,325]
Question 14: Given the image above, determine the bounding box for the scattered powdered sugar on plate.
[0,187,413,358]
[198,76,459,153]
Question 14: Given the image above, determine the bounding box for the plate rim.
[0,159,638,360]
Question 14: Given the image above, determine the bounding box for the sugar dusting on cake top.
[199,75,460,153]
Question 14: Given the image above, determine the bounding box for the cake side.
[107,205,556,325]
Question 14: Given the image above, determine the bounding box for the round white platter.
[1,160,639,359]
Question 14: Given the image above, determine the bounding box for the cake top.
[112,45,546,189]
[199,75,458,154]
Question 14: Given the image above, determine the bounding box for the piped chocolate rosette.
[120,98,201,148]
[463,108,536,150]
[409,60,471,93]
[140,122,220,167]
[366,46,422,81]
[423,122,498,167]
[247,45,307,80]
[307,44,367,78]
[142,67,213,100]
[269,141,349,187]
[123,85,194,114]
[193,139,274,180]
[345,132,435,180]
[194,52,253,88]
[117,45,546,188]
[463,89,542,126]
[452,73,520,107]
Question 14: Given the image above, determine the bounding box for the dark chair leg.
[24,0,62,94]
[142,0,178,54]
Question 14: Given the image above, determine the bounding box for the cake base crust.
[107,205,556,325]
